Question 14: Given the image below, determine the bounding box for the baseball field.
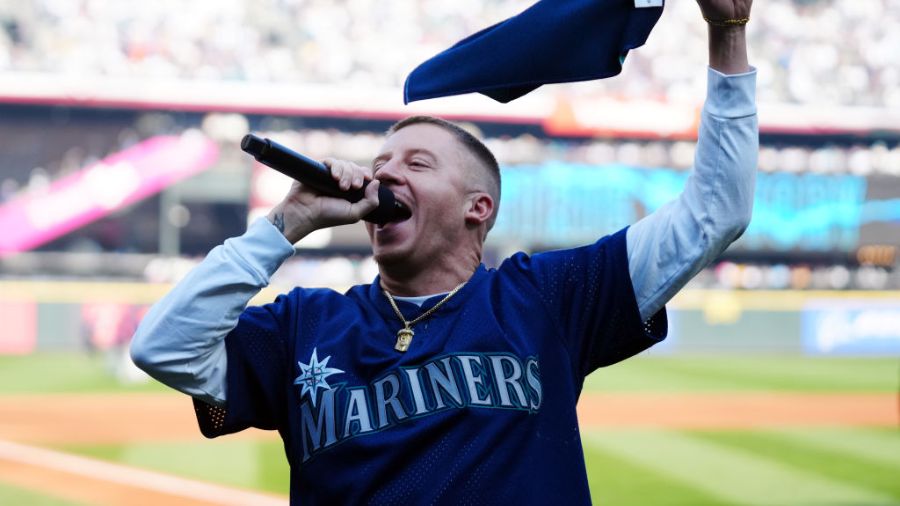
[0,352,896,505]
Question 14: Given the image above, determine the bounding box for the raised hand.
[695,0,753,24]
[267,159,380,244]
[696,0,752,74]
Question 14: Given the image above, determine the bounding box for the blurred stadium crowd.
[1,0,897,107]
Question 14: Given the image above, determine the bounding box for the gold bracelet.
[703,15,749,27]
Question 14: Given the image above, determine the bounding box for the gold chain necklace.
[383,282,466,352]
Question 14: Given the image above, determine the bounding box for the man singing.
[132,0,757,502]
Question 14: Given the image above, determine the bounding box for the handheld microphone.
[240,134,411,225]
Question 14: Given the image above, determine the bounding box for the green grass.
[0,481,83,505]
[584,428,900,505]
[584,439,730,505]
[0,352,167,395]
[3,352,896,396]
[584,355,900,393]
[57,439,289,495]
[692,429,900,500]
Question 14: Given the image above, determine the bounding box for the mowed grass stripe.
[582,443,728,505]
[0,353,166,395]
[692,429,900,500]
[2,353,894,395]
[0,481,83,506]
[584,357,899,393]
[59,439,289,495]
[583,430,895,506]
[585,359,755,392]
[767,427,900,469]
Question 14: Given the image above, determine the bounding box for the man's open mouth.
[394,200,412,222]
[377,198,411,230]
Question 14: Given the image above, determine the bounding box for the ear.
[463,192,494,227]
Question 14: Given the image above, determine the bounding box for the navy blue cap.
[404,0,665,104]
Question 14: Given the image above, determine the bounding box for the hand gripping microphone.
[241,134,411,225]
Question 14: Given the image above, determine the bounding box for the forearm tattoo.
[272,212,286,234]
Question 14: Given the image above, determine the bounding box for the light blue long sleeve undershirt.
[131,67,758,406]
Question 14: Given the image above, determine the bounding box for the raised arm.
[130,160,379,406]
[626,0,757,321]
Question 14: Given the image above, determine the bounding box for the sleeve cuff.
[228,217,295,280]
[705,66,757,119]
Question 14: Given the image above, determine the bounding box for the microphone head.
[241,134,268,157]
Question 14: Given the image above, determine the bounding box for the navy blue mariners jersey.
[194,227,667,505]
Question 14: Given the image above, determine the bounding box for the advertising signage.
[491,163,900,253]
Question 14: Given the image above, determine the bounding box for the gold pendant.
[395,328,414,352]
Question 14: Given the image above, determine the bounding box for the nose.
[374,159,406,186]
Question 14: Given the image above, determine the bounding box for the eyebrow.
[372,148,439,168]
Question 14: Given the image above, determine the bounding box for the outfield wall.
[1,281,898,356]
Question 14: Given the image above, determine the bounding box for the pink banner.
[0,133,219,256]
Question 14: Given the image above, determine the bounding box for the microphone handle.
[241,134,408,225]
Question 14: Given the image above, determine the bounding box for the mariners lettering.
[299,387,338,462]
[297,353,542,463]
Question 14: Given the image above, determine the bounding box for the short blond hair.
[388,116,501,229]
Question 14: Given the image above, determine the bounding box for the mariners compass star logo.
[294,348,344,406]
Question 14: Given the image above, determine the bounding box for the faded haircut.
[387,115,501,230]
